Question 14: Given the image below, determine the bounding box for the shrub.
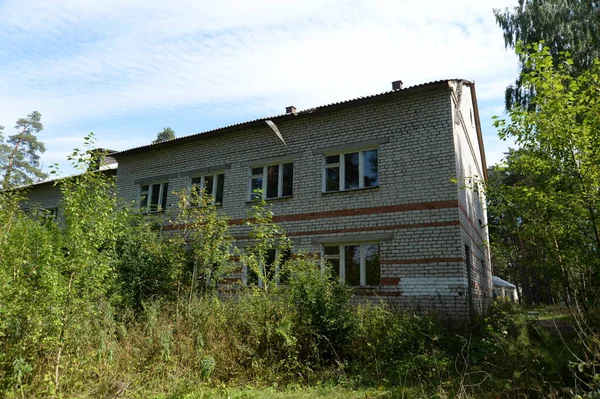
[286,259,355,367]
[348,304,449,386]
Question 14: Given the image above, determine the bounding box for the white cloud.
[0,0,520,173]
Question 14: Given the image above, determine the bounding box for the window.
[323,149,378,192]
[248,162,293,200]
[139,182,168,212]
[44,207,59,221]
[191,173,224,205]
[322,243,380,286]
[245,248,291,287]
[26,207,59,222]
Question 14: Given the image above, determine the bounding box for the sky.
[0,0,519,177]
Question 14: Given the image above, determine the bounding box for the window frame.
[322,147,378,193]
[190,172,225,206]
[243,248,291,287]
[44,207,59,221]
[139,181,169,213]
[247,161,293,201]
[322,243,381,286]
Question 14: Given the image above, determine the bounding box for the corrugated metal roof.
[492,276,517,288]
[113,79,463,158]
[12,163,118,190]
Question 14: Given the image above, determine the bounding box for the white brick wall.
[21,81,491,319]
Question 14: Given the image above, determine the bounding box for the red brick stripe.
[380,277,401,285]
[457,201,486,242]
[228,200,459,225]
[381,257,464,265]
[163,200,460,231]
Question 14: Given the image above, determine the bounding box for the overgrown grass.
[1,293,592,398]
[1,150,598,398]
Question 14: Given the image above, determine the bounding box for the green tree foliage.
[494,0,600,109]
[0,111,47,189]
[113,213,185,311]
[241,193,291,293]
[490,44,600,306]
[177,188,234,299]
[152,127,176,144]
[0,135,123,393]
[287,259,355,364]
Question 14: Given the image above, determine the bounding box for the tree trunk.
[3,136,23,188]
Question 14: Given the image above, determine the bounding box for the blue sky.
[0,0,518,176]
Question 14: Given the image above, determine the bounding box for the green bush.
[0,141,594,398]
[348,304,450,386]
[286,259,355,367]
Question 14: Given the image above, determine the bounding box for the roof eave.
[469,83,489,181]
[112,80,454,159]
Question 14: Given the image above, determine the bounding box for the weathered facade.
[112,79,492,318]
[19,153,118,219]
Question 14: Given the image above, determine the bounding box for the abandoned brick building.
[21,79,492,317]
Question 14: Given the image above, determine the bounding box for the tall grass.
[1,149,598,398]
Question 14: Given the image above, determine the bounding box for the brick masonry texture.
[23,80,492,318]
[22,184,63,210]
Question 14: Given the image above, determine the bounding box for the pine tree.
[0,111,47,189]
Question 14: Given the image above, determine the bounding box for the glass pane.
[251,177,262,200]
[345,245,361,285]
[150,184,161,211]
[364,244,380,285]
[266,165,279,199]
[325,166,340,192]
[247,267,259,286]
[344,152,359,190]
[204,175,214,198]
[325,154,339,164]
[278,248,291,285]
[141,185,149,192]
[215,174,224,204]
[251,167,263,176]
[265,248,276,282]
[140,192,148,209]
[327,258,340,280]
[160,183,168,210]
[324,245,340,256]
[282,163,293,197]
[190,178,201,206]
[363,149,378,188]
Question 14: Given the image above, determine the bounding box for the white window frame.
[243,248,291,287]
[247,162,293,201]
[322,148,378,193]
[139,181,169,212]
[321,243,380,286]
[190,172,225,205]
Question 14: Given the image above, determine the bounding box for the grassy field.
[142,385,393,399]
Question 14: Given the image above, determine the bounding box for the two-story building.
[110,79,492,318]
